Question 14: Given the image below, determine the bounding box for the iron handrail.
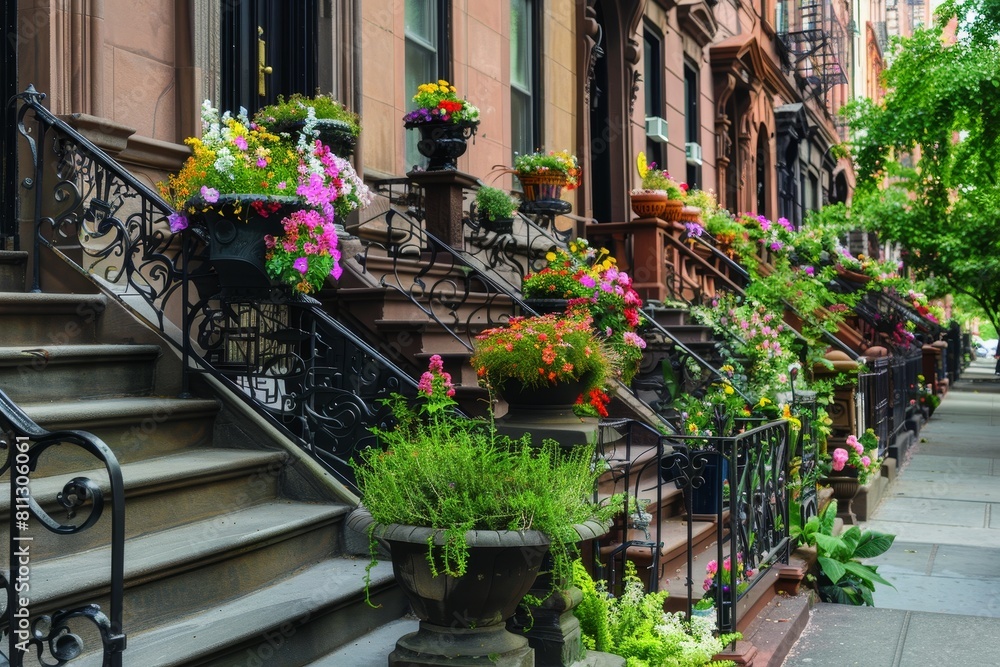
[0,389,126,666]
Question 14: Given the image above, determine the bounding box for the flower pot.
[270,118,357,157]
[661,199,685,222]
[478,213,514,235]
[823,469,861,524]
[190,194,301,299]
[347,509,544,666]
[406,120,478,171]
[517,172,567,202]
[498,375,591,413]
[630,192,668,219]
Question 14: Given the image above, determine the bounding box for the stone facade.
[8,0,875,228]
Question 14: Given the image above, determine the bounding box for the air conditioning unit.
[645,116,669,144]
[685,142,703,166]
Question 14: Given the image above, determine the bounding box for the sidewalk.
[782,357,1000,666]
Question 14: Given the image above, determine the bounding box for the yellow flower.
[636,151,649,179]
[723,384,734,395]
[449,86,456,93]
[757,397,772,408]
[438,79,449,86]
[545,251,556,262]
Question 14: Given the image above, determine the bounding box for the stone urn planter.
[347,508,549,667]
[271,118,357,157]
[406,120,478,171]
[823,467,861,524]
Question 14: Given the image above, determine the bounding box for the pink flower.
[293,257,309,274]
[418,371,434,396]
[861,456,871,467]
[706,560,719,575]
[832,448,849,471]
[579,274,596,288]
[234,135,248,151]
[200,186,220,203]
[623,331,646,349]
[428,354,445,373]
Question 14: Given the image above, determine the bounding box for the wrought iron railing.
[858,355,890,458]
[0,389,126,666]
[14,87,418,493]
[598,418,791,635]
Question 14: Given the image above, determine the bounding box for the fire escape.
[777,0,850,122]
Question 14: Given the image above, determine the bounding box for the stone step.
[0,344,161,402]
[73,557,408,667]
[306,617,419,666]
[23,501,351,636]
[0,250,28,292]
[0,291,107,345]
[0,449,289,558]
[19,396,220,471]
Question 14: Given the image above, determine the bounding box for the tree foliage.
[846,0,1000,332]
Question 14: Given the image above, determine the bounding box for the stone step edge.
[0,343,162,366]
[22,500,351,611]
[100,557,402,667]
[0,448,289,517]
[19,396,220,430]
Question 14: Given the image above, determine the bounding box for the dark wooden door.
[219,0,319,115]
[2,0,17,246]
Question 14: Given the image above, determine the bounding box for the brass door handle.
[258,26,273,97]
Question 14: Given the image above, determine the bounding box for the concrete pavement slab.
[783,605,1000,666]
[867,496,991,528]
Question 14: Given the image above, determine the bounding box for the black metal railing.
[598,418,791,635]
[858,355,890,457]
[887,352,908,445]
[0,389,126,666]
[14,87,417,494]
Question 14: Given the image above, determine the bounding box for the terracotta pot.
[661,199,685,222]
[517,172,568,202]
[630,192,668,218]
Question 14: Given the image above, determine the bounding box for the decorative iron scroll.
[599,418,790,636]
[0,390,126,666]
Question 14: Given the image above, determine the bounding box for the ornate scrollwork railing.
[599,418,791,635]
[0,389,126,666]
[14,87,418,492]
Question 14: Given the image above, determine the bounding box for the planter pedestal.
[390,623,533,667]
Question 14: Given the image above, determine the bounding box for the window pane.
[405,0,439,169]
[405,0,436,44]
[511,0,535,164]
[512,88,533,159]
[643,30,661,118]
[511,0,530,87]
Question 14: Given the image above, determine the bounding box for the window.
[405,0,449,169]
[643,27,664,169]
[684,63,700,189]
[511,0,540,161]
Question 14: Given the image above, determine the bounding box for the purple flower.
[804,266,815,276]
[293,257,309,274]
[200,186,220,203]
[257,157,267,168]
[579,274,596,288]
[168,212,188,233]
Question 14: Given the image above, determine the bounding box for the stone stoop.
[0,253,409,665]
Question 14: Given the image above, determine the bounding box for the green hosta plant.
[791,499,896,606]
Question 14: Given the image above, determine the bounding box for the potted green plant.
[159,101,372,295]
[348,355,618,664]
[472,185,519,234]
[402,79,480,170]
[254,92,361,157]
[510,150,582,201]
[631,152,687,220]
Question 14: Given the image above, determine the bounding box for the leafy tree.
[846,0,1000,333]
